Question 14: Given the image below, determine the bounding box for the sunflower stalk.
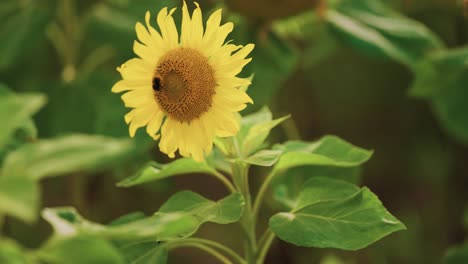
[231,159,257,264]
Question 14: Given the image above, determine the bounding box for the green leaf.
[38,235,125,264]
[410,48,468,97]
[269,178,405,250]
[237,107,273,143]
[408,47,468,144]
[244,150,283,167]
[117,158,218,187]
[2,134,134,180]
[42,207,198,241]
[444,243,468,264]
[242,115,290,157]
[0,91,46,150]
[0,239,29,264]
[273,136,373,173]
[326,0,443,66]
[0,176,39,222]
[118,242,167,264]
[159,191,244,225]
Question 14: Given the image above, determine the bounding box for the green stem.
[231,160,256,264]
[252,171,277,220]
[0,214,4,235]
[256,230,275,264]
[212,171,236,193]
[167,242,232,264]
[181,238,246,264]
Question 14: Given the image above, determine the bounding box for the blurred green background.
[1,0,468,263]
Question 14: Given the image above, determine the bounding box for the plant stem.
[212,171,236,193]
[0,214,4,235]
[181,238,246,264]
[256,230,275,264]
[231,160,257,264]
[167,241,233,264]
[252,171,277,220]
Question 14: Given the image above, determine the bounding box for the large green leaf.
[0,176,39,222]
[326,0,443,67]
[0,91,46,150]
[41,193,243,245]
[159,191,244,225]
[117,158,218,187]
[38,235,125,264]
[269,178,405,250]
[42,207,198,241]
[2,134,134,180]
[273,135,372,173]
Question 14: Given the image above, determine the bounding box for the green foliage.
[42,207,198,241]
[0,86,46,150]
[117,159,218,187]
[38,235,126,264]
[159,191,244,224]
[326,0,443,67]
[0,239,29,264]
[273,136,372,173]
[0,2,50,70]
[444,243,468,264]
[6,0,461,262]
[242,114,290,157]
[269,177,406,250]
[0,176,39,223]
[410,48,468,144]
[243,150,283,167]
[2,134,134,180]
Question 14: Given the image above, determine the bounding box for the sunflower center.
[153,48,217,122]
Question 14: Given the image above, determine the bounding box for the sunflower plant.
[80,2,406,263]
[0,1,407,264]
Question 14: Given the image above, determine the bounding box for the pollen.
[154,48,217,122]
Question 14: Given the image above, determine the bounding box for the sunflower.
[112,2,254,161]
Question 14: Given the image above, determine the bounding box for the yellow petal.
[203,9,222,42]
[117,58,152,80]
[112,80,151,93]
[190,2,203,47]
[157,7,178,49]
[133,41,159,64]
[213,88,252,112]
[159,118,178,157]
[121,90,154,108]
[135,22,151,45]
[146,110,165,138]
[205,22,233,55]
[180,1,192,45]
[124,110,135,124]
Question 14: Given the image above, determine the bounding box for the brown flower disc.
[154,48,217,122]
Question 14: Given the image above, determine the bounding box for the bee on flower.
[112,1,254,161]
